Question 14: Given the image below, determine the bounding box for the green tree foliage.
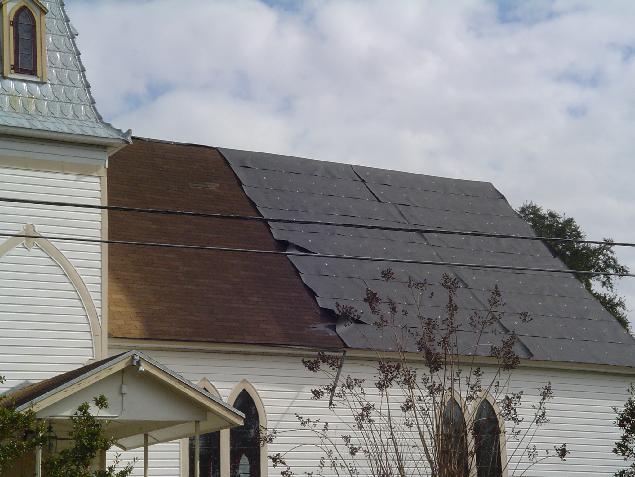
[517,202,630,329]
[0,379,134,477]
[44,395,134,477]
[614,385,635,476]
[0,376,45,472]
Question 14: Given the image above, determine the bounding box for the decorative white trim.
[221,380,268,477]
[0,125,126,152]
[0,224,101,358]
[438,392,475,476]
[439,390,508,477]
[198,377,221,397]
[100,173,108,359]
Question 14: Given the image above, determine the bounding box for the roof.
[107,139,343,349]
[0,0,128,143]
[0,350,237,414]
[0,352,126,409]
[1,350,245,450]
[108,138,635,368]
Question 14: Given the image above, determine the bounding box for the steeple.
[0,0,129,147]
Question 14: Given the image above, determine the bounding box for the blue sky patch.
[557,69,603,89]
[619,45,635,62]
[121,81,172,114]
[566,104,588,118]
[494,0,561,26]
[261,0,304,13]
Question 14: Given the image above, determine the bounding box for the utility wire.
[0,196,633,248]
[2,230,634,278]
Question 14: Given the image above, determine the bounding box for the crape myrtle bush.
[266,270,568,477]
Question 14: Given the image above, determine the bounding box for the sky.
[66,0,635,325]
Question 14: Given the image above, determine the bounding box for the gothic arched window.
[230,390,261,477]
[474,399,503,477]
[13,6,37,76]
[438,398,469,477]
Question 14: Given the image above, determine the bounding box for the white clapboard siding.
[0,165,101,392]
[0,136,110,169]
[108,347,634,477]
[0,165,102,315]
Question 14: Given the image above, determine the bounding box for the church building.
[0,1,634,477]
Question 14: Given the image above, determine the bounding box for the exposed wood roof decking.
[108,139,343,349]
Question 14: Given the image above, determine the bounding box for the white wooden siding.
[0,165,101,392]
[108,347,634,477]
[0,136,109,169]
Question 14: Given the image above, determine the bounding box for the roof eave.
[109,338,635,375]
[0,124,132,154]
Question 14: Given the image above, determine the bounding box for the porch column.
[35,445,42,477]
[194,421,201,477]
[144,433,149,477]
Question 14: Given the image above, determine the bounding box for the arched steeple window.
[230,390,261,477]
[2,0,47,80]
[474,399,503,477]
[438,397,469,477]
[13,6,37,75]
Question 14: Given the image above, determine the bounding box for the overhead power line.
[2,230,633,278]
[5,227,630,346]
[0,196,633,248]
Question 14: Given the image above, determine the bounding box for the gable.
[1,351,245,451]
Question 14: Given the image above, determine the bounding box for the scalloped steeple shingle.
[0,0,128,142]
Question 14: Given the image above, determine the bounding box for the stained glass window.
[13,7,37,76]
[230,390,261,477]
[474,400,503,477]
[189,431,220,477]
[438,398,469,477]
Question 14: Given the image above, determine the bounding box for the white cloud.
[67,0,635,321]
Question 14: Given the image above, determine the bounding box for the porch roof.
[0,350,244,450]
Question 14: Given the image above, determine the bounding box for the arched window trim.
[438,391,471,477]
[221,380,267,477]
[468,392,508,477]
[3,0,48,80]
[199,378,221,398]
[437,390,470,435]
